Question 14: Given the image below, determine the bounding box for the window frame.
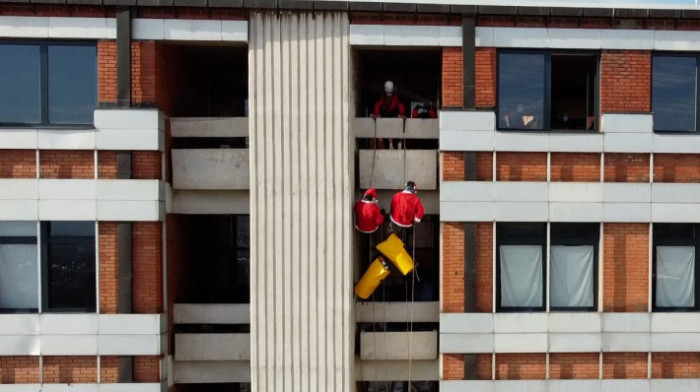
[40,221,96,313]
[0,40,97,129]
[652,223,700,312]
[496,49,600,132]
[651,52,700,133]
[549,223,599,312]
[496,222,547,312]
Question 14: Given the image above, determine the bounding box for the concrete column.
[249,12,353,392]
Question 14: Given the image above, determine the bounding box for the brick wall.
[476,222,493,313]
[43,356,97,383]
[604,153,650,182]
[652,352,700,378]
[477,354,493,380]
[496,152,547,181]
[442,47,463,108]
[603,223,649,312]
[40,150,94,179]
[443,354,465,380]
[477,152,493,181]
[349,12,461,25]
[133,356,160,382]
[653,154,700,183]
[550,153,601,182]
[98,151,118,179]
[132,222,163,313]
[98,40,116,104]
[475,47,496,108]
[600,50,651,113]
[132,151,162,180]
[99,222,119,314]
[603,353,648,379]
[550,353,599,379]
[132,42,156,105]
[100,356,119,383]
[495,354,546,380]
[0,356,40,384]
[0,150,36,178]
[442,222,464,312]
[442,152,464,181]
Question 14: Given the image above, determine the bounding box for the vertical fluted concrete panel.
[249,12,352,392]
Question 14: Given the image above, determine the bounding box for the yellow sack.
[376,233,414,276]
[354,257,391,300]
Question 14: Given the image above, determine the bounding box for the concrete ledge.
[442,379,700,392]
[175,333,250,361]
[353,118,438,139]
[360,331,437,360]
[173,360,251,383]
[172,149,249,190]
[355,357,439,381]
[171,117,248,138]
[171,189,250,214]
[174,303,250,324]
[358,150,437,190]
[355,302,439,323]
[133,18,247,41]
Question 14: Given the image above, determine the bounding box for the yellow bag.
[376,233,414,276]
[354,257,391,300]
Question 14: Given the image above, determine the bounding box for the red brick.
[653,154,700,183]
[496,354,546,380]
[603,353,648,379]
[600,50,651,113]
[40,150,94,179]
[0,356,40,384]
[550,153,601,182]
[0,150,36,178]
[652,352,700,378]
[604,153,650,182]
[550,353,599,379]
[497,152,547,181]
[42,356,97,383]
[603,223,649,312]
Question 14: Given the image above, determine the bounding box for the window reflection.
[0,45,41,124]
[653,56,697,132]
[499,53,545,130]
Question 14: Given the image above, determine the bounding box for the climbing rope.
[407,225,416,391]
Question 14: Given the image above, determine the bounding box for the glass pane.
[0,44,41,124]
[499,245,543,307]
[50,221,94,237]
[46,241,95,311]
[653,56,696,132]
[550,245,594,307]
[498,53,545,130]
[656,246,695,308]
[0,221,37,237]
[236,215,249,248]
[48,45,97,125]
[0,244,38,311]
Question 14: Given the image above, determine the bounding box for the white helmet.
[384,80,394,94]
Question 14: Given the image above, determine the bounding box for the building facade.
[1,0,700,391]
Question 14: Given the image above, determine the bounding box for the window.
[652,54,698,132]
[497,223,546,311]
[498,51,598,131]
[550,223,598,311]
[0,221,95,313]
[653,224,699,311]
[0,222,39,312]
[42,222,96,312]
[0,42,96,126]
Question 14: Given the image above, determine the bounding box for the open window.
[496,223,546,311]
[653,224,699,311]
[550,223,598,311]
[498,51,598,131]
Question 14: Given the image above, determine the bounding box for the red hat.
[364,188,378,199]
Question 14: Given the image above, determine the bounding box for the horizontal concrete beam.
[173,360,250,383]
[358,150,437,190]
[355,301,439,323]
[171,117,248,138]
[175,333,250,361]
[442,379,700,392]
[172,149,249,190]
[353,118,439,139]
[169,189,250,214]
[354,357,439,381]
[360,331,438,360]
[174,303,250,324]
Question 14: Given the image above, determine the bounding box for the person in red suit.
[390,181,424,229]
[354,188,384,234]
[371,81,406,119]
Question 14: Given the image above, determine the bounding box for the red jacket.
[390,191,425,228]
[373,94,405,117]
[354,199,384,233]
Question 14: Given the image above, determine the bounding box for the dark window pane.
[48,45,97,124]
[0,45,41,124]
[653,56,696,132]
[499,53,545,130]
[50,221,94,237]
[46,241,95,311]
[237,215,249,248]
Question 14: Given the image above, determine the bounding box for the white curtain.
[656,246,695,308]
[0,244,38,310]
[500,245,543,307]
[550,245,594,307]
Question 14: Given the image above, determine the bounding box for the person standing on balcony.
[354,188,384,234]
[370,80,405,149]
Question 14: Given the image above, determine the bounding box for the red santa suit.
[354,188,384,234]
[390,187,425,228]
[373,94,406,118]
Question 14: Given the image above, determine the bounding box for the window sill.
[497,128,600,134]
[0,125,95,130]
